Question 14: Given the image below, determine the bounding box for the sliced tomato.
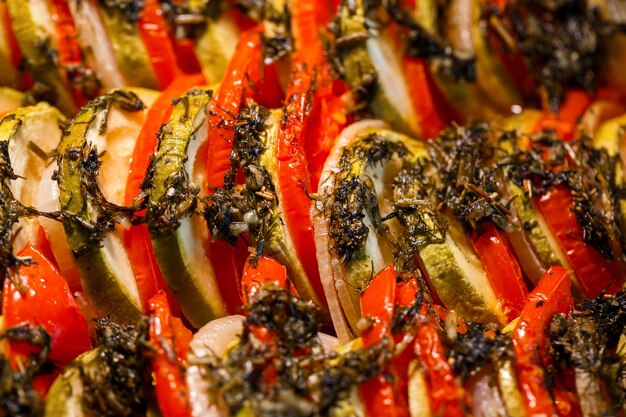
[359,266,409,417]
[533,185,626,297]
[241,255,289,303]
[3,244,91,367]
[512,266,574,417]
[402,56,450,139]
[124,73,205,312]
[49,0,89,106]
[137,0,180,89]
[534,90,593,141]
[471,222,528,321]
[204,26,266,190]
[413,324,465,417]
[149,291,193,417]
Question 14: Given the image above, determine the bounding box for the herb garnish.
[325,133,408,261]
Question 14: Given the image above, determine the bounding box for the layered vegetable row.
[1,0,626,415]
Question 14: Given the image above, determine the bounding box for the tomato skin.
[137,0,180,89]
[3,244,91,367]
[241,255,289,302]
[1,2,32,90]
[513,266,574,417]
[534,185,626,297]
[471,222,528,321]
[402,56,450,139]
[534,90,593,141]
[149,291,193,417]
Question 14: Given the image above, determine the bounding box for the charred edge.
[78,317,152,417]
[430,122,512,233]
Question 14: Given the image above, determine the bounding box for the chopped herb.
[0,325,52,417]
[205,285,391,416]
[79,318,152,417]
[325,134,408,261]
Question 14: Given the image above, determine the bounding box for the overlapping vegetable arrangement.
[0,0,625,416]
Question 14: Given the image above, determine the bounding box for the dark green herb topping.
[326,134,408,261]
[142,90,209,236]
[382,0,477,82]
[58,91,144,254]
[502,131,623,259]
[485,0,625,111]
[206,286,390,416]
[159,0,223,39]
[392,161,446,272]
[234,0,293,64]
[549,291,626,412]
[445,322,509,379]
[430,122,512,232]
[79,318,151,417]
[0,133,60,285]
[0,325,51,417]
[99,0,144,23]
[204,103,278,250]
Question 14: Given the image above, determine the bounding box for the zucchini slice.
[334,0,420,137]
[193,11,240,83]
[6,0,77,115]
[57,90,151,323]
[97,2,158,89]
[146,88,227,328]
[0,88,23,116]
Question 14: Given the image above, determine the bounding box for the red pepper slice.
[413,324,465,417]
[203,27,277,312]
[471,222,528,321]
[402,56,450,139]
[137,0,180,89]
[241,255,289,303]
[149,291,193,417]
[534,90,593,141]
[533,185,626,297]
[49,0,90,106]
[512,266,574,417]
[359,266,408,417]
[3,244,91,367]
[124,73,205,312]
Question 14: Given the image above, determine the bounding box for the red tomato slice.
[149,291,193,417]
[3,244,92,367]
[241,255,289,303]
[413,324,465,417]
[137,0,180,89]
[402,56,451,139]
[471,222,528,321]
[512,266,574,417]
[534,90,593,141]
[123,73,205,312]
[360,265,397,347]
[49,0,89,106]
[533,185,626,298]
